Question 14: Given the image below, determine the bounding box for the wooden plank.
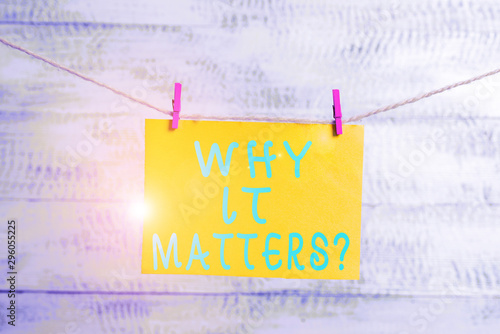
[2,293,500,333]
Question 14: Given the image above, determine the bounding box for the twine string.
[344,68,500,123]
[1,37,499,124]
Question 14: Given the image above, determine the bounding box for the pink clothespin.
[171,83,182,129]
[332,89,342,135]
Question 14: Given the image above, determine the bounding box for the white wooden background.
[1,0,500,333]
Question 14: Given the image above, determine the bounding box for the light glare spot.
[131,201,149,220]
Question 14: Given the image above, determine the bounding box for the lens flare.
[130,200,150,220]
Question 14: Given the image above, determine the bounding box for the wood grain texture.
[1,0,500,333]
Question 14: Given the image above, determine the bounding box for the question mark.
[334,233,349,270]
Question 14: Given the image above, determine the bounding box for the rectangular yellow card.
[141,120,364,279]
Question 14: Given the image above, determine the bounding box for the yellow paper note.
[141,120,364,280]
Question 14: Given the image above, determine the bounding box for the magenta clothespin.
[171,83,182,129]
[332,89,342,135]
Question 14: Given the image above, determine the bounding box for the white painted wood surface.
[1,0,500,333]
